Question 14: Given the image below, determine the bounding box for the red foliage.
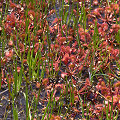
[19,43,24,53]
[42,78,49,86]
[17,67,21,73]
[5,49,13,58]
[37,29,43,35]
[115,81,120,88]
[1,0,120,119]
[78,78,91,94]
[93,0,99,6]
[62,53,69,65]
[8,40,13,46]
[61,72,68,79]
[9,0,17,9]
[58,37,66,44]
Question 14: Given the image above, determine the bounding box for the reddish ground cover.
[0,0,120,119]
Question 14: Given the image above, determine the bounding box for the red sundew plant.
[0,0,120,119]
[5,49,13,58]
[8,40,13,46]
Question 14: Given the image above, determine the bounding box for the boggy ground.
[0,0,120,120]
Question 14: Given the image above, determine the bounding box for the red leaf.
[19,43,24,53]
[28,10,35,17]
[114,81,120,87]
[93,8,101,17]
[67,36,73,42]
[62,53,69,65]
[68,63,75,69]
[82,44,88,48]
[53,62,59,71]
[52,18,58,24]
[65,0,68,3]
[48,9,55,17]
[9,0,17,8]
[17,67,21,73]
[85,78,91,86]
[5,49,13,58]
[65,46,71,54]
[61,72,68,79]
[54,116,61,120]
[42,78,49,86]
[36,82,40,89]
[114,49,119,57]
[78,65,83,71]
[55,84,64,89]
[70,55,76,63]
[93,0,98,6]
[49,26,54,33]
[37,29,43,35]
[8,40,13,46]
[1,57,7,66]
[72,78,76,85]
[58,37,66,44]
[102,22,108,31]
[78,85,87,94]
